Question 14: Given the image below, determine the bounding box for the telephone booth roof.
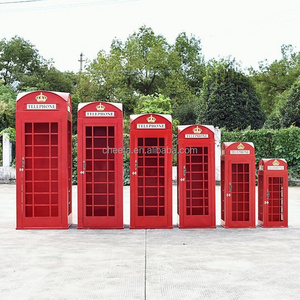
[16,90,72,113]
[177,125,214,135]
[77,101,123,118]
[130,113,172,129]
[259,158,287,171]
[17,90,71,103]
[222,142,255,155]
[259,158,287,166]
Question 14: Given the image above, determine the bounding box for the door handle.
[229,182,232,192]
[183,166,186,176]
[80,161,86,174]
[135,160,138,170]
[19,157,25,171]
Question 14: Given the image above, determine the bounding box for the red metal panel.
[16,91,72,229]
[130,114,172,229]
[258,159,288,228]
[177,125,216,228]
[221,142,256,228]
[77,102,123,229]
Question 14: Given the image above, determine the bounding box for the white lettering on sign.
[267,166,284,170]
[185,134,209,139]
[85,111,115,117]
[230,150,250,155]
[27,104,56,110]
[137,124,166,129]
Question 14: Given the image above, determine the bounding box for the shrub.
[221,126,300,178]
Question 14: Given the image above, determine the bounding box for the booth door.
[230,163,250,223]
[265,176,285,227]
[23,122,60,225]
[83,125,116,221]
[181,146,213,226]
[132,136,168,227]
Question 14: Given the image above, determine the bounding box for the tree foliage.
[250,44,300,116]
[280,76,300,127]
[83,26,205,117]
[0,36,49,88]
[197,59,265,130]
[134,94,172,114]
[0,36,78,94]
[222,126,300,178]
[0,83,16,130]
[19,68,78,94]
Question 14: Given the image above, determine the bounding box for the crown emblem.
[237,143,245,150]
[96,103,105,111]
[193,126,202,134]
[272,159,280,166]
[147,115,156,123]
[35,92,47,102]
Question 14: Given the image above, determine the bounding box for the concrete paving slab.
[146,228,300,300]
[0,184,299,299]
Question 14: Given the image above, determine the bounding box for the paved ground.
[0,184,299,299]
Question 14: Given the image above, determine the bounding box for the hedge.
[71,126,300,185]
[221,126,300,178]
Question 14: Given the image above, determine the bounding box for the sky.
[1,0,300,73]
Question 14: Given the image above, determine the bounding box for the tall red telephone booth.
[258,159,288,228]
[77,102,123,229]
[221,142,256,228]
[177,125,216,228]
[130,114,172,229]
[16,91,72,229]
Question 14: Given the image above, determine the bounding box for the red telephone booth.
[221,142,256,228]
[177,125,216,228]
[130,114,172,229]
[258,159,288,228]
[77,102,123,229]
[16,91,72,229]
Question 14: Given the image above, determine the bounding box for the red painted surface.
[77,102,123,229]
[130,114,172,229]
[221,142,256,228]
[258,159,288,228]
[16,91,72,229]
[177,125,216,228]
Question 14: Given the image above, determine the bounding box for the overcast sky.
[1,0,300,72]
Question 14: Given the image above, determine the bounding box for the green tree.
[172,98,198,125]
[85,26,171,115]
[250,44,300,116]
[134,94,172,114]
[0,82,16,130]
[280,76,300,127]
[19,68,78,94]
[173,32,205,96]
[198,59,265,130]
[164,33,205,124]
[0,36,50,89]
[83,26,206,117]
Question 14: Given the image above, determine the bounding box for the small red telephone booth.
[258,159,288,228]
[16,91,72,229]
[221,142,256,228]
[177,125,216,228]
[130,114,172,229]
[77,102,123,229]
